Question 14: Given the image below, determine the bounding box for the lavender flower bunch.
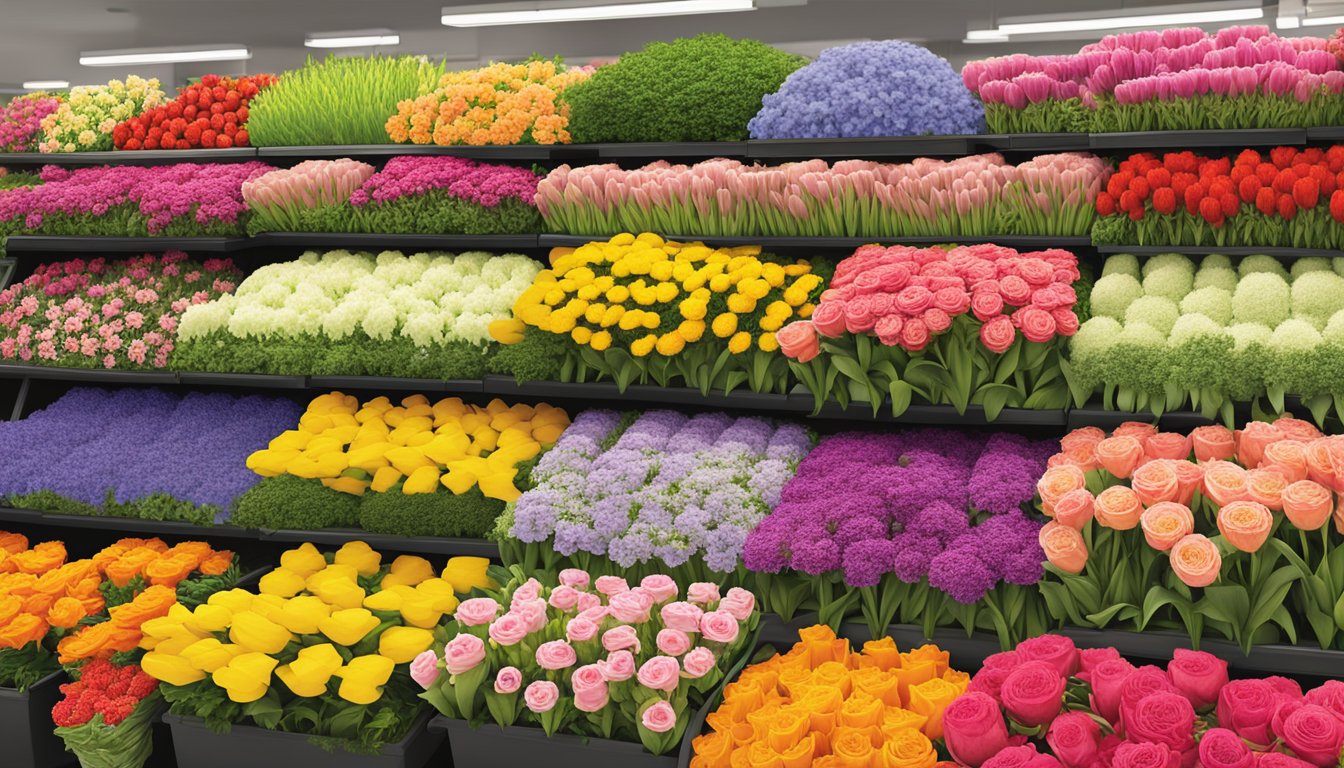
[501,409,812,583]
[742,429,1054,642]
[0,386,302,524]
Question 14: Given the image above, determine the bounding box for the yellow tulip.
[442,557,493,593]
[267,430,312,451]
[363,585,415,612]
[213,652,279,704]
[142,651,207,686]
[385,446,434,475]
[381,556,435,588]
[179,639,245,673]
[333,541,382,576]
[318,608,381,646]
[246,448,300,477]
[207,589,255,613]
[487,317,526,345]
[335,655,396,705]
[398,593,443,629]
[478,471,522,503]
[187,604,234,634]
[321,477,369,496]
[279,543,327,578]
[378,626,435,664]
[402,466,441,495]
[152,632,204,657]
[274,596,333,635]
[414,579,460,613]
[276,643,344,698]
[258,568,307,599]
[370,466,403,493]
[229,611,294,655]
[248,593,289,623]
[422,433,470,464]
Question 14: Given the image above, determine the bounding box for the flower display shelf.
[163,711,444,768]
[537,234,1093,253]
[251,232,545,251]
[1,235,248,253]
[0,671,72,768]
[989,133,1092,152]
[0,148,258,166]
[305,375,483,393]
[1066,406,1218,432]
[0,362,178,384]
[176,371,310,389]
[807,399,1070,426]
[260,528,499,558]
[1088,128,1309,151]
[590,141,748,160]
[0,506,256,542]
[748,135,981,159]
[255,144,556,161]
[1095,244,1344,259]
[437,718,677,768]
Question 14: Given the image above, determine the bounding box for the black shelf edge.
[260,527,499,558]
[0,148,258,166]
[806,398,1069,426]
[252,232,543,250]
[1,235,248,253]
[1306,126,1344,142]
[1059,627,1342,677]
[592,141,746,159]
[0,507,45,524]
[1089,128,1309,150]
[748,136,974,159]
[0,507,258,540]
[177,372,310,389]
[1068,406,1216,431]
[539,234,1093,250]
[307,376,483,393]
[255,144,552,161]
[1008,133,1091,152]
[1097,244,1343,258]
[0,363,177,384]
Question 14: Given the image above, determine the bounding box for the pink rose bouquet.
[414,568,759,756]
[778,243,1082,420]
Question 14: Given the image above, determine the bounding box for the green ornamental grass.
[247,55,444,146]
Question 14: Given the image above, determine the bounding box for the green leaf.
[1198,584,1251,630]
[977,382,1020,422]
[889,380,913,418]
[1247,566,1301,639]
[993,342,1021,384]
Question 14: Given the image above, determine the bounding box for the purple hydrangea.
[741,428,1053,604]
[748,41,986,139]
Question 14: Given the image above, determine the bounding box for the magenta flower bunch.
[963,25,1344,133]
[0,161,273,237]
[0,252,240,369]
[0,94,62,152]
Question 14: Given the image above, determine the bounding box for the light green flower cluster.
[1070,252,1344,422]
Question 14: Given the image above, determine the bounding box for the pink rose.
[1198,728,1254,768]
[609,590,652,623]
[455,597,501,627]
[944,691,1012,768]
[660,601,704,633]
[934,286,972,315]
[656,629,692,656]
[409,650,440,689]
[777,321,821,363]
[1166,648,1228,710]
[698,610,740,644]
[566,617,599,643]
[444,633,486,676]
[1052,488,1095,530]
[576,592,602,613]
[558,568,591,589]
[1279,704,1344,767]
[594,575,629,596]
[637,656,681,692]
[980,314,1016,353]
[1000,661,1066,727]
[511,577,542,607]
[1078,647,1122,677]
[1046,711,1102,768]
[1124,692,1196,753]
[641,700,677,733]
[901,317,931,352]
[548,585,580,611]
[535,640,577,671]
[487,613,530,647]
[524,680,559,713]
[1052,307,1079,336]
[682,647,717,679]
[598,650,635,682]
[638,574,678,604]
[972,290,1005,321]
[1013,306,1057,343]
[572,664,609,713]
[577,604,608,624]
[1306,681,1344,721]
[602,625,640,653]
[1118,666,1179,733]
[718,588,755,621]
[999,275,1032,306]
[983,745,1062,768]
[686,583,720,605]
[922,307,952,333]
[843,295,877,333]
[875,314,905,346]
[810,302,847,338]
[514,598,549,633]
[895,285,934,315]
[1110,742,1181,768]
[494,666,522,694]
[1015,634,1079,677]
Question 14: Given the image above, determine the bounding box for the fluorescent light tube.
[994,6,1263,36]
[23,80,69,89]
[1275,15,1302,27]
[442,0,755,27]
[79,46,251,67]
[305,30,400,48]
[1300,13,1344,25]
[965,29,1010,42]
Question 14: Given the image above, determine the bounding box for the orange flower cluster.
[691,625,968,768]
[0,532,99,651]
[92,538,233,590]
[57,585,178,664]
[385,60,591,146]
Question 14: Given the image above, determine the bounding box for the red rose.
[944,692,1012,768]
[1111,741,1182,768]
[1198,728,1254,768]
[1000,660,1066,727]
[1216,679,1281,746]
[1279,704,1344,767]
[1014,634,1079,677]
[1124,692,1196,753]
[1165,648,1228,710]
[980,315,1016,354]
[1045,711,1101,768]
[972,291,1005,322]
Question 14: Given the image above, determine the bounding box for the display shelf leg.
[6,377,30,422]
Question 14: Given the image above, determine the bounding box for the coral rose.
[1143,433,1191,461]
[1139,502,1194,552]
[1216,501,1273,553]
[1169,534,1221,588]
[776,320,820,362]
[1131,459,1181,507]
[1202,460,1251,506]
[1052,488,1095,529]
[1236,421,1284,467]
[1039,522,1088,574]
[1190,425,1236,462]
[1262,439,1308,483]
[1095,435,1144,479]
[1281,480,1333,530]
[1037,465,1086,515]
[980,314,1017,354]
[1094,486,1143,530]
[1246,467,1288,510]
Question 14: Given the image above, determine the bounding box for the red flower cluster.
[51,659,158,727]
[1097,146,1344,226]
[112,73,277,151]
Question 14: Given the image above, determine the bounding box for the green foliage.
[231,476,360,530]
[101,575,146,610]
[173,331,492,380]
[357,489,503,539]
[486,330,564,381]
[245,194,543,236]
[104,492,218,525]
[0,172,40,190]
[0,644,59,692]
[9,490,98,516]
[247,55,445,146]
[177,566,240,609]
[562,34,806,142]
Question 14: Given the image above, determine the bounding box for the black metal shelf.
[1097,244,1344,259]
[0,148,258,166]
[252,232,544,251]
[260,527,499,558]
[539,234,1093,252]
[1,235,249,253]
[1089,127,1309,151]
[255,144,555,162]
[0,363,178,384]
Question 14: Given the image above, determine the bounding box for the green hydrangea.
[1238,254,1289,278]
[562,34,807,142]
[1125,295,1180,336]
[1141,253,1196,278]
[1102,254,1141,279]
[1323,309,1344,343]
[1194,265,1239,292]
[1200,254,1233,272]
[1291,257,1334,278]
[1334,257,1344,277]
[1268,319,1325,395]
[1167,313,1233,395]
[1226,323,1273,400]
[1289,271,1344,330]
[1089,274,1143,320]
[1232,273,1291,327]
[1067,316,1121,391]
[1179,287,1234,326]
[1109,321,1170,394]
[1142,265,1194,301]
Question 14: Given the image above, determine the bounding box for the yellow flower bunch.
[39,76,165,153]
[490,232,822,359]
[245,392,570,502]
[385,59,591,146]
[141,541,493,705]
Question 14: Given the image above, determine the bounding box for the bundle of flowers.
[963,25,1344,133]
[386,58,591,145]
[246,55,445,146]
[0,161,273,237]
[0,93,62,152]
[415,567,760,756]
[944,634,1344,768]
[237,392,569,537]
[743,429,1053,641]
[488,233,826,394]
[777,243,1082,419]
[112,73,278,150]
[561,34,805,143]
[142,542,493,752]
[1071,251,1344,422]
[239,159,375,233]
[501,409,811,583]
[749,40,985,139]
[0,252,240,369]
[691,624,968,768]
[39,76,166,153]
[1,534,77,689]
[1093,147,1344,249]
[51,659,160,768]
[0,386,302,524]
[1036,418,1344,652]
[173,249,539,379]
[538,154,1108,238]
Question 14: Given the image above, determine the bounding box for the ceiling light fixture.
[442,0,757,27]
[79,45,251,67]
[966,1,1263,41]
[1299,12,1344,25]
[23,80,70,89]
[305,29,400,48]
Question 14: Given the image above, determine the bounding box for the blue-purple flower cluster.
[510,409,812,573]
[0,386,302,518]
[741,429,1053,603]
[748,41,986,139]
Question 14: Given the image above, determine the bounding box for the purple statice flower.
[512,409,622,544]
[928,545,998,604]
[968,432,1053,515]
[348,156,540,209]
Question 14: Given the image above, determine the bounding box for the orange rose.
[1060,427,1106,452]
[744,741,782,768]
[1172,460,1205,506]
[199,551,234,576]
[903,645,949,677]
[1040,522,1088,574]
[882,707,929,736]
[1094,486,1143,530]
[23,592,55,617]
[880,728,937,768]
[1144,432,1191,461]
[1140,502,1194,552]
[0,532,28,556]
[1095,435,1145,479]
[860,636,900,671]
[46,596,85,629]
[9,541,67,575]
[692,732,733,768]
[1272,416,1322,442]
[104,550,156,587]
[1170,533,1221,588]
[908,678,960,740]
[839,690,886,729]
[0,572,37,597]
[1047,444,1099,472]
[852,666,901,708]
[1235,421,1284,467]
[57,621,113,662]
[1190,425,1236,462]
[800,686,842,738]
[1281,480,1334,531]
[1131,459,1181,507]
[813,662,853,698]
[1052,488,1095,530]
[1246,467,1288,511]
[1202,460,1251,507]
[165,541,213,564]
[767,711,811,753]
[1037,465,1087,514]
[893,658,937,707]
[0,595,23,625]
[1112,421,1158,441]
[1261,440,1308,483]
[144,555,196,588]
[0,613,47,649]
[832,727,880,767]
[775,734,815,768]
[1217,501,1273,553]
[1304,438,1341,490]
[747,704,784,742]
[108,585,176,629]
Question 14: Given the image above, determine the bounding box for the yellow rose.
[212,652,278,704]
[142,651,207,686]
[229,611,294,655]
[258,568,307,599]
[442,557,493,593]
[318,608,381,646]
[381,556,436,588]
[179,639,245,674]
[333,541,382,576]
[279,543,327,578]
[378,626,435,664]
[335,655,396,705]
[276,643,344,698]
[274,595,333,635]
